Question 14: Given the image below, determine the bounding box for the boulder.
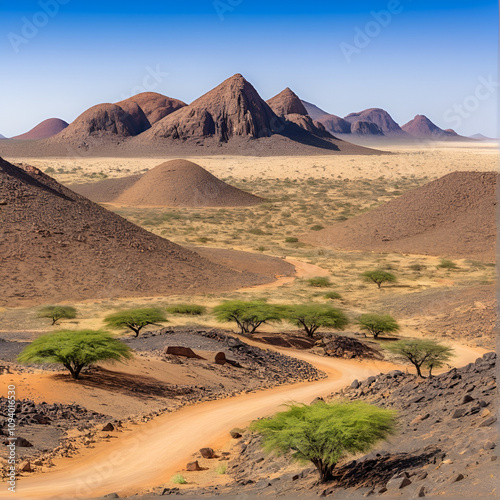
[19,461,32,472]
[230,428,244,439]
[200,447,215,459]
[214,352,227,365]
[102,423,115,432]
[186,461,202,471]
[165,346,205,359]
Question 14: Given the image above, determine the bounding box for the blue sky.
[0,0,497,137]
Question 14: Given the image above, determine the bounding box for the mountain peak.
[267,88,308,116]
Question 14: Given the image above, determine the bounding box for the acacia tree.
[104,308,167,337]
[251,401,397,482]
[357,314,400,339]
[361,270,397,289]
[212,301,282,334]
[282,304,348,337]
[386,339,454,378]
[38,305,77,325]
[17,330,132,380]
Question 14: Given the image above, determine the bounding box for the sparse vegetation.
[324,291,342,300]
[310,225,325,231]
[437,258,459,270]
[386,339,455,378]
[17,330,132,380]
[281,304,348,337]
[171,474,187,484]
[38,305,77,325]
[361,270,397,289]
[251,401,397,482]
[357,313,400,339]
[166,304,207,315]
[213,300,283,334]
[104,308,167,337]
[307,277,332,288]
[285,237,299,243]
[215,464,227,475]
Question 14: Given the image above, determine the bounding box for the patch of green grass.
[437,259,459,270]
[285,237,299,243]
[215,464,227,475]
[310,225,325,231]
[324,291,342,300]
[307,277,332,288]
[171,474,187,484]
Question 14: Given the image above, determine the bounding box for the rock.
[200,447,215,459]
[480,408,492,418]
[165,346,206,359]
[19,461,32,472]
[214,352,227,365]
[351,379,360,389]
[33,414,51,424]
[411,414,430,425]
[103,494,120,499]
[186,461,202,471]
[479,416,497,427]
[461,395,474,404]
[311,397,324,404]
[14,437,33,447]
[452,408,467,419]
[230,428,244,439]
[386,473,412,490]
[482,441,496,450]
[416,485,426,497]
[102,423,115,432]
[366,376,376,385]
[452,473,465,482]
[415,471,428,481]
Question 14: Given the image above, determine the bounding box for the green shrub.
[104,308,167,337]
[248,228,265,235]
[361,270,397,289]
[285,237,299,243]
[437,259,458,270]
[215,464,227,475]
[251,401,397,482]
[307,277,332,288]
[171,474,187,484]
[38,305,77,325]
[166,304,207,315]
[310,225,325,231]
[324,292,342,300]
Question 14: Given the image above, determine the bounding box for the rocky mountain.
[344,108,407,136]
[351,120,384,136]
[402,115,470,140]
[267,88,308,116]
[11,118,69,140]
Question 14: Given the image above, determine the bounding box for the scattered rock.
[230,428,244,439]
[452,473,465,483]
[102,423,115,432]
[19,461,32,472]
[200,448,215,459]
[350,379,360,389]
[186,461,202,471]
[165,346,205,359]
[479,416,497,427]
[452,408,467,419]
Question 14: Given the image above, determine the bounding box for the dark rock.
[230,428,244,439]
[415,471,428,481]
[102,422,115,432]
[186,461,202,471]
[461,394,475,404]
[214,352,227,365]
[479,416,497,427]
[452,473,465,482]
[482,441,496,450]
[452,408,467,419]
[200,447,215,459]
[351,379,360,389]
[416,485,426,497]
[165,346,205,359]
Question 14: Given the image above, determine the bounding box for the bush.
[248,228,265,235]
[310,225,325,231]
[285,237,299,243]
[215,464,227,475]
[17,330,132,380]
[38,305,77,325]
[251,401,397,482]
[437,259,458,270]
[408,263,426,272]
[104,308,167,337]
[307,277,332,288]
[166,304,207,316]
[324,292,342,300]
[171,474,187,484]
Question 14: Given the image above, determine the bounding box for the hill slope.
[302,172,497,261]
[11,118,69,140]
[402,115,470,140]
[114,159,263,207]
[0,157,270,307]
[344,108,407,136]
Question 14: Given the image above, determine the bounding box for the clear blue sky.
[0,0,497,137]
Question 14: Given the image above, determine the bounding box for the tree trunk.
[377,282,382,289]
[132,327,141,337]
[313,459,335,483]
[415,363,425,378]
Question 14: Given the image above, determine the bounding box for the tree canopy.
[281,304,348,337]
[357,313,400,338]
[212,300,282,334]
[386,339,455,378]
[38,305,77,325]
[104,308,167,337]
[251,401,397,482]
[361,270,397,289]
[17,330,132,379]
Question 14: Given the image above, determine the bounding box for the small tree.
[357,314,400,339]
[361,270,397,289]
[282,304,348,337]
[386,339,454,378]
[17,330,132,380]
[251,401,397,482]
[38,305,77,325]
[212,301,282,334]
[104,308,167,337]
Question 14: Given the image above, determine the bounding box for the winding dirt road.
[4,339,486,500]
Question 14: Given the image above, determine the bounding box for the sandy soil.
[3,143,498,186]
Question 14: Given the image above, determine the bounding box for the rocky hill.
[11,118,69,140]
